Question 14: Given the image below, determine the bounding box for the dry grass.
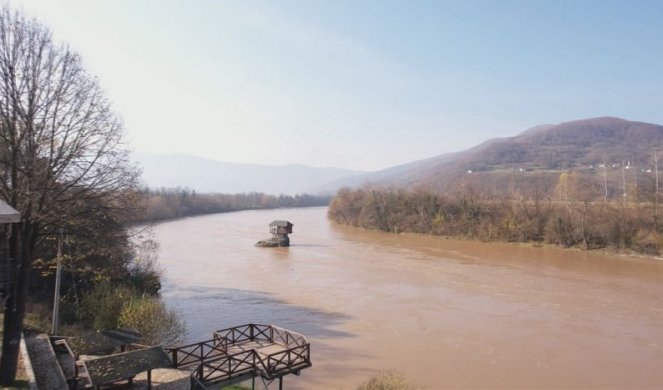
[356,370,424,390]
[2,353,32,390]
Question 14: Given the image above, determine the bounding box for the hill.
[326,117,663,197]
[133,152,364,195]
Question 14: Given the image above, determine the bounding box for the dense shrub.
[80,282,137,330]
[357,370,422,390]
[78,281,186,345]
[329,187,661,255]
[118,297,185,346]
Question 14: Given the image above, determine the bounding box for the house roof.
[270,220,293,227]
[0,200,20,223]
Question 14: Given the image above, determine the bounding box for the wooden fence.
[167,323,311,388]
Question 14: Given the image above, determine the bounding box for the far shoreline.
[327,217,663,263]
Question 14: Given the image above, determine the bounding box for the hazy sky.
[10,0,663,171]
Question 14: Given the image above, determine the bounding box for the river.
[143,206,663,389]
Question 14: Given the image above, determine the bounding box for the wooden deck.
[226,339,285,356]
[166,324,311,389]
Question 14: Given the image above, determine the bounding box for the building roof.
[0,200,20,223]
[270,220,293,227]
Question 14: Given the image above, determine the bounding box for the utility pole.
[622,162,627,199]
[51,228,63,335]
[656,152,660,232]
[601,163,609,220]
[632,164,638,203]
[621,163,627,239]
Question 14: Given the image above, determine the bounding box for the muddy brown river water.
[145,207,663,389]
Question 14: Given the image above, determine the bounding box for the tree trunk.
[0,224,35,385]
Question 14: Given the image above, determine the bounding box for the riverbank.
[329,187,663,256]
[341,223,663,262]
[136,188,331,223]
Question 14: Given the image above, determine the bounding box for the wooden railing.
[168,324,311,387]
[196,349,256,384]
[165,339,226,371]
[270,325,308,348]
[213,323,308,350]
[190,375,207,390]
[262,344,310,377]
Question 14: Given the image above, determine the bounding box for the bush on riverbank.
[329,186,662,255]
[119,296,186,346]
[72,240,184,344]
[25,239,185,346]
[80,282,138,331]
[357,370,423,390]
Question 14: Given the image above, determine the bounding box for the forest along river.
[145,206,663,389]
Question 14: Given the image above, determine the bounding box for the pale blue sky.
[10,0,663,171]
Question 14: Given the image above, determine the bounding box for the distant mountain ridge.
[325,117,663,194]
[136,118,663,196]
[133,152,364,195]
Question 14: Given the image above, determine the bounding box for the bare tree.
[0,7,139,383]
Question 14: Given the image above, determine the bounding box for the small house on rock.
[270,220,293,236]
[256,220,293,247]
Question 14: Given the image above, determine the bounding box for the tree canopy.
[0,6,139,383]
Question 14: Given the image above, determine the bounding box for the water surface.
[145,207,663,389]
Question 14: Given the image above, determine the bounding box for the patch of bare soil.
[132,368,190,389]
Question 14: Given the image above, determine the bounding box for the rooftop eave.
[0,201,20,223]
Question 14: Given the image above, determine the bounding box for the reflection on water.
[265,247,290,261]
[161,286,353,341]
[151,206,663,389]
